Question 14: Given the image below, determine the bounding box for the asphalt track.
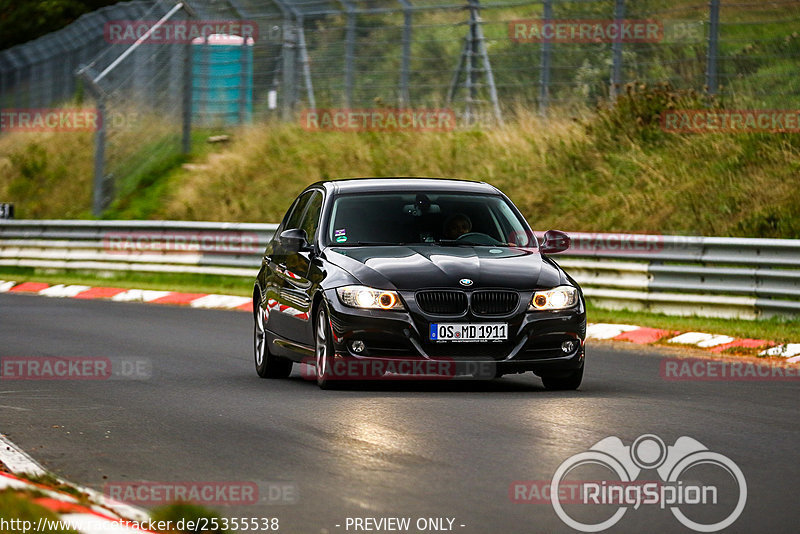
[1,292,798,533]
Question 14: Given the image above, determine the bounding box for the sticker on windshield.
[334,228,347,243]
[336,236,347,243]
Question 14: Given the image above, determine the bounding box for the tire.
[315,306,337,389]
[254,296,292,379]
[541,364,584,391]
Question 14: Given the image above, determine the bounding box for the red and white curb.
[3,279,798,363]
[0,435,152,534]
[0,280,252,312]
[586,323,800,363]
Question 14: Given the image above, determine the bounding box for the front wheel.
[254,300,292,378]
[541,364,584,391]
[314,306,338,389]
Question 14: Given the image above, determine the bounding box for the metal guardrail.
[0,219,277,278]
[545,232,800,319]
[1,221,799,319]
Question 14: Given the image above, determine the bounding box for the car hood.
[324,245,564,291]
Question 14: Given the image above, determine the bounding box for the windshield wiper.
[333,241,407,247]
[436,239,494,247]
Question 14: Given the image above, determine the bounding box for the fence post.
[239,37,248,123]
[296,16,316,110]
[92,98,108,216]
[610,0,625,101]
[343,1,356,108]
[465,2,476,122]
[0,66,4,135]
[538,0,552,117]
[182,41,192,154]
[398,0,412,106]
[281,18,297,121]
[706,0,720,96]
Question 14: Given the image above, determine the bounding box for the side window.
[284,191,314,231]
[298,192,323,244]
[267,192,313,256]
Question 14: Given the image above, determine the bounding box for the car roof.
[310,177,501,195]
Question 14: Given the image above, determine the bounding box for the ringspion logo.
[550,434,746,532]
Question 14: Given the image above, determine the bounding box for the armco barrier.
[1,221,798,319]
[0,220,277,277]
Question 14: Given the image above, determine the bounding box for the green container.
[192,34,253,125]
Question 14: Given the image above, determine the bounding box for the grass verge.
[2,88,800,239]
[2,266,797,344]
[0,267,254,297]
[0,489,79,533]
[587,302,800,344]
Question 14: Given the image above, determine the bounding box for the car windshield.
[326,191,534,247]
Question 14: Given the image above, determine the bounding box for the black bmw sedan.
[253,178,586,389]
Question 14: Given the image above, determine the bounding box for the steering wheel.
[455,232,502,245]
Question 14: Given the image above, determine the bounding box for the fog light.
[351,340,365,353]
[561,340,576,354]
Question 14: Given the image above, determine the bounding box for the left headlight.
[529,285,578,311]
[336,285,405,310]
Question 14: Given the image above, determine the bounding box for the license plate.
[429,323,508,342]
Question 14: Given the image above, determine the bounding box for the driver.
[443,213,472,240]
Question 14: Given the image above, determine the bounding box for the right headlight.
[336,285,405,310]
[529,285,578,311]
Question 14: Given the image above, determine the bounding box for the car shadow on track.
[266,372,620,396]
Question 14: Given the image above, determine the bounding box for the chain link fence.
[2,0,800,213]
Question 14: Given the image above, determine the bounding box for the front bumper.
[323,288,586,378]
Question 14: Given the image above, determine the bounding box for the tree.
[0,0,117,50]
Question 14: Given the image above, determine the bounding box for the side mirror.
[279,228,310,252]
[540,230,570,254]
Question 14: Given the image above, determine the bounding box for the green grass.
[3,266,798,343]
[103,129,233,220]
[0,267,254,297]
[0,490,79,533]
[17,473,89,502]
[2,89,800,238]
[588,303,800,344]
